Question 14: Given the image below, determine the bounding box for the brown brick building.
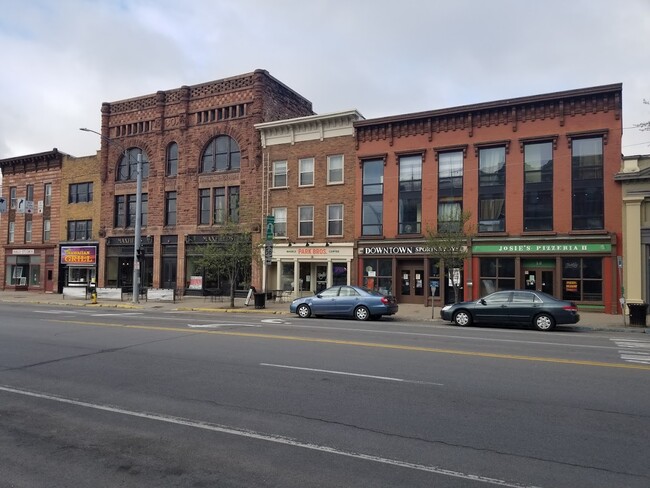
[93,70,313,294]
[0,149,63,292]
[255,110,363,300]
[354,84,623,313]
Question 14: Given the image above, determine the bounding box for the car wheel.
[354,306,370,321]
[453,310,472,327]
[296,304,311,318]
[534,313,555,331]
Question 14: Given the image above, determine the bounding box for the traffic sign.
[264,242,273,266]
[266,215,275,241]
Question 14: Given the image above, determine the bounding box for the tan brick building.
[58,152,103,290]
[255,110,363,300]
[92,70,313,295]
[0,149,63,292]
[354,84,623,313]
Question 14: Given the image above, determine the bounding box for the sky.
[1,0,649,160]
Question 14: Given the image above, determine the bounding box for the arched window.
[116,148,149,181]
[166,142,178,176]
[201,135,240,173]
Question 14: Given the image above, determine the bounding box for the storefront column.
[293,259,300,297]
[327,260,333,288]
[276,259,282,291]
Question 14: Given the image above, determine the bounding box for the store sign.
[472,243,611,254]
[61,246,97,265]
[359,245,462,255]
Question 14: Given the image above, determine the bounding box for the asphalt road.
[0,302,648,488]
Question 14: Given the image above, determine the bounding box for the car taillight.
[563,305,577,312]
[381,297,390,305]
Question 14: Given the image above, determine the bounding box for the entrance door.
[397,262,424,304]
[524,269,554,295]
[45,266,54,292]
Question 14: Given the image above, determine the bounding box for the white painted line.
[0,384,536,487]
[187,323,260,328]
[261,318,287,324]
[91,312,144,317]
[260,363,443,386]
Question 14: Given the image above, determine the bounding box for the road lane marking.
[47,319,650,371]
[260,363,443,385]
[0,384,540,488]
[188,323,260,328]
[611,338,650,365]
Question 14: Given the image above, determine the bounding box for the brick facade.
[95,70,314,293]
[354,84,623,313]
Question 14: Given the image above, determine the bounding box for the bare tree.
[195,220,253,308]
[424,211,474,305]
[634,99,650,132]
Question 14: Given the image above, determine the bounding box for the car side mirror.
[316,294,322,299]
[480,299,486,305]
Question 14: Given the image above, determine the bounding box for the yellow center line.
[49,319,650,371]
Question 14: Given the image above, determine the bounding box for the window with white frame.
[298,206,314,237]
[43,219,51,241]
[25,221,32,242]
[272,208,287,237]
[327,204,343,236]
[10,187,17,209]
[327,155,344,184]
[9,221,15,243]
[299,158,314,187]
[272,161,287,188]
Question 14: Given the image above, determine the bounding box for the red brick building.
[93,70,313,295]
[256,110,363,300]
[0,149,63,292]
[354,84,623,313]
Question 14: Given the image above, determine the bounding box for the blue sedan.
[440,290,580,331]
[290,285,398,321]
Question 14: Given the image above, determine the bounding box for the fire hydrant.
[89,279,97,304]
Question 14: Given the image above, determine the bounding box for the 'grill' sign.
[61,246,97,265]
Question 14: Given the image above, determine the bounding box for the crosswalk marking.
[611,338,650,365]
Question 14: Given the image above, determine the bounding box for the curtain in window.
[480,198,505,220]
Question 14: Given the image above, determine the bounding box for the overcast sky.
[1,0,649,160]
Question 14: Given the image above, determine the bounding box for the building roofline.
[255,109,364,130]
[355,83,623,127]
[0,148,66,168]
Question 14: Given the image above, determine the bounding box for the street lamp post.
[80,127,143,303]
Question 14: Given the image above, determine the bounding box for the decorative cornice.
[518,135,559,152]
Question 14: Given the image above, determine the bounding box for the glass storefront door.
[524,269,554,295]
[397,261,424,304]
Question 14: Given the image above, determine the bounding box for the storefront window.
[479,257,515,295]
[363,258,393,296]
[562,257,602,301]
[332,263,347,286]
[281,263,294,291]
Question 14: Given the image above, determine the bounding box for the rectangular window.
[44,183,52,206]
[362,159,384,236]
[115,195,126,227]
[272,207,287,237]
[327,155,344,184]
[299,157,314,187]
[25,221,32,242]
[69,182,94,203]
[298,206,314,237]
[272,161,287,188]
[524,142,553,231]
[26,184,34,202]
[362,258,393,295]
[572,137,604,230]
[399,154,422,234]
[479,258,516,296]
[327,204,343,236]
[43,219,51,241]
[478,147,506,232]
[199,189,211,225]
[9,221,15,243]
[67,220,92,241]
[166,143,178,176]
[228,186,240,223]
[214,187,226,224]
[438,151,463,232]
[165,191,177,226]
[10,187,17,209]
[562,257,602,301]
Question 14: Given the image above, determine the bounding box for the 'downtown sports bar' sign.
[61,246,97,265]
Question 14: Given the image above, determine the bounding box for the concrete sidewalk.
[0,290,646,333]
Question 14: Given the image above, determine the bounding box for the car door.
[335,286,362,316]
[508,291,540,324]
[309,286,341,315]
[475,291,512,324]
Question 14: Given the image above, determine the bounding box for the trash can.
[254,292,266,309]
[628,303,648,327]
